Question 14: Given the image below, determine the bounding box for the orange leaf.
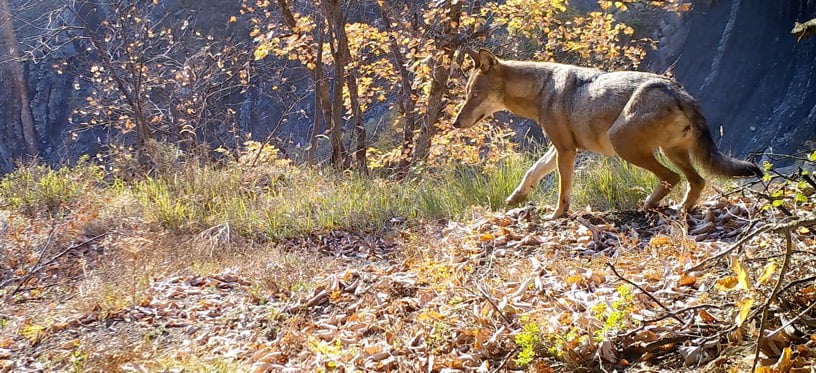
[698,309,716,323]
[678,274,696,287]
[772,347,793,372]
[715,276,738,291]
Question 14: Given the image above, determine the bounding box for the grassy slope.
[1,154,813,372]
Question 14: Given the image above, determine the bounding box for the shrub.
[0,158,104,215]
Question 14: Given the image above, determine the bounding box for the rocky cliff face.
[650,0,816,158]
[1,1,814,173]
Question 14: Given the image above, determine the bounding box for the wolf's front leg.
[506,147,558,206]
[551,149,577,219]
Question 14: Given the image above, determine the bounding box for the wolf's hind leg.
[609,125,680,209]
[506,146,558,205]
[618,149,680,209]
[662,147,705,210]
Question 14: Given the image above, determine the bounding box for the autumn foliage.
[4,1,816,372]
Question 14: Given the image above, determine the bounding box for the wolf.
[452,49,762,218]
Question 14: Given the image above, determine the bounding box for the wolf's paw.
[548,211,568,220]
[505,192,526,206]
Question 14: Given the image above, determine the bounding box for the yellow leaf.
[229,16,237,23]
[478,233,494,242]
[799,226,811,234]
[735,297,754,326]
[732,257,752,290]
[254,44,270,60]
[773,347,793,372]
[757,261,777,285]
[715,276,738,291]
[565,274,584,285]
[417,310,444,322]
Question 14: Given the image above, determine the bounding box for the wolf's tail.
[683,101,763,178]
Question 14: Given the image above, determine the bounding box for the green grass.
[0,150,663,239]
[571,155,659,211]
[0,157,104,215]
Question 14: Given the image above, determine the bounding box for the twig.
[490,347,519,373]
[606,263,684,324]
[5,232,107,300]
[619,303,733,339]
[751,229,793,373]
[779,275,816,296]
[767,299,816,339]
[801,173,816,191]
[475,283,514,326]
[717,178,765,198]
[6,224,58,296]
[689,225,773,271]
[625,334,701,355]
[690,215,816,271]
[641,303,733,324]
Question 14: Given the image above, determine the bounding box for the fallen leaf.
[678,274,697,287]
[735,297,754,327]
[757,261,777,285]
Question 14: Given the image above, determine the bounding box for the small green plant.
[761,150,816,214]
[546,326,585,359]
[515,320,543,367]
[20,323,47,344]
[592,284,636,342]
[306,336,344,369]
[70,349,87,373]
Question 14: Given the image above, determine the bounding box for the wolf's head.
[452,49,506,129]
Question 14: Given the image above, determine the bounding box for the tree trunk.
[277,0,343,168]
[331,2,367,173]
[346,72,367,173]
[307,21,327,165]
[0,0,38,156]
[321,0,350,170]
[307,83,323,165]
[411,1,464,164]
[411,49,462,164]
[378,1,419,173]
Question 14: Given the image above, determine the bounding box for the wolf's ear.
[478,48,498,73]
[464,48,480,70]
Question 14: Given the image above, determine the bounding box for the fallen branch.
[641,303,733,325]
[767,299,816,339]
[690,215,816,271]
[475,283,514,326]
[5,232,107,301]
[779,275,816,296]
[576,216,601,245]
[751,229,793,373]
[606,263,684,324]
[3,224,58,293]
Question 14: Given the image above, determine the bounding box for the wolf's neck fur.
[498,60,557,121]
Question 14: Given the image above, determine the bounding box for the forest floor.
[1,163,815,372]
